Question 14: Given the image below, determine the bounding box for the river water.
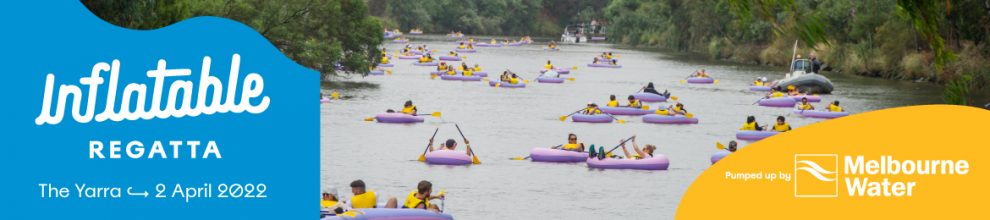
[320,35,943,219]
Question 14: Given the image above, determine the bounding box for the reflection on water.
[321,35,942,219]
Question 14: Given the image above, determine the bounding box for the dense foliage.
[84,0,384,80]
[368,0,610,36]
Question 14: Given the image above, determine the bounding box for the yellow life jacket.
[463,70,473,76]
[458,45,466,49]
[773,123,791,132]
[321,199,338,209]
[607,100,619,107]
[473,67,481,71]
[402,105,416,114]
[828,104,843,112]
[438,65,448,71]
[770,91,785,98]
[544,64,553,70]
[510,77,519,84]
[458,66,465,71]
[350,191,377,209]
[402,191,429,209]
[628,100,640,107]
[798,103,813,110]
[754,81,764,86]
[740,121,758,130]
[673,106,684,113]
[419,56,428,62]
[606,55,613,59]
[380,57,389,64]
[562,143,580,150]
[584,107,602,115]
[446,69,456,75]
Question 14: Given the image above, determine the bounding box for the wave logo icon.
[794,154,838,197]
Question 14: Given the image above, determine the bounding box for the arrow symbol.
[127,187,148,197]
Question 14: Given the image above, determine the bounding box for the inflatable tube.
[454,48,476,53]
[735,130,780,141]
[474,43,502,47]
[410,50,424,55]
[757,97,797,107]
[397,55,420,60]
[792,109,850,119]
[377,63,394,67]
[506,42,524,46]
[642,114,698,124]
[439,74,483,81]
[320,97,332,103]
[775,73,834,94]
[540,68,571,74]
[374,113,424,123]
[322,208,454,220]
[529,148,588,163]
[599,106,651,116]
[471,71,488,77]
[408,31,423,35]
[789,95,822,102]
[571,114,613,123]
[439,56,461,61]
[424,149,473,165]
[536,77,565,83]
[368,70,385,75]
[392,39,408,43]
[632,92,667,102]
[590,36,607,41]
[749,85,771,91]
[686,77,714,84]
[586,155,670,170]
[488,80,526,88]
[413,62,438,66]
[587,63,622,68]
[711,150,731,164]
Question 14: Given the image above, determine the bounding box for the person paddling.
[727,141,738,152]
[402,181,445,213]
[827,100,844,112]
[626,95,642,108]
[607,95,619,107]
[582,103,603,115]
[401,101,417,115]
[429,138,475,157]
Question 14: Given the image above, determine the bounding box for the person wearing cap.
[786,85,802,96]
[582,103,603,115]
[753,77,766,86]
[619,136,657,160]
[429,138,475,157]
[350,179,398,209]
[402,180,444,212]
[606,95,619,107]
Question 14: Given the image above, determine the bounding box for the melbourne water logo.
[794,154,838,197]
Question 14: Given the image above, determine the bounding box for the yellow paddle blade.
[685,113,694,118]
[641,106,650,110]
[331,92,341,100]
[714,80,719,84]
[439,190,446,196]
[430,74,437,79]
[679,80,686,84]
[386,70,393,75]
[364,117,375,121]
[509,156,527,160]
[617,119,625,124]
[417,154,426,162]
[524,80,530,83]
[670,96,678,101]
[716,142,726,150]
[495,83,501,88]
[567,77,575,81]
[559,116,568,121]
[431,112,442,117]
[472,155,481,164]
[572,66,578,70]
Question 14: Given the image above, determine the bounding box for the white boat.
[773,59,834,94]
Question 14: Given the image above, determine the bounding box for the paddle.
[330,91,340,100]
[716,142,726,150]
[602,136,636,157]
[559,108,586,121]
[439,190,446,213]
[418,128,441,162]
[454,124,480,164]
[604,113,626,124]
[510,144,563,160]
